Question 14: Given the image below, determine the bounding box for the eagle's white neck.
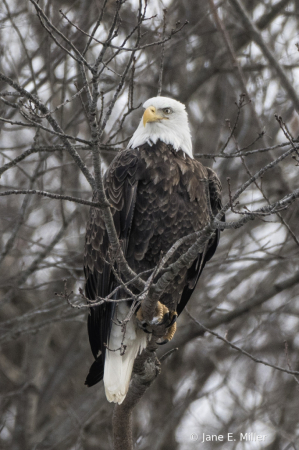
[128,108,193,158]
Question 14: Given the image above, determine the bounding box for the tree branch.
[229,0,299,114]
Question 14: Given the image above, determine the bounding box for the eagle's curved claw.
[157,339,169,345]
[166,312,177,328]
[159,311,170,326]
[157,320,177,345]
[136,314,152,333]
[138,324,152,334]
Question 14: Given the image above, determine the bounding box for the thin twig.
[229,0,299,114]
[0,71,95,188]
[0,189,108,208]
[157,9,167,96]
[186,309,299,377]
[29,0,93,71]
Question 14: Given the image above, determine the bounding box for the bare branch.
[0,71,95,188]
[229,0,299,114]
[157,9,167,96]
[0,189,108,208]
[186,309,299,377]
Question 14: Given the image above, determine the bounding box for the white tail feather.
[103,303,147,404]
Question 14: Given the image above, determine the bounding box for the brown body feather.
[84,141,222,387]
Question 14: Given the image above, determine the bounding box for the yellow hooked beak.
[143,106,165,127]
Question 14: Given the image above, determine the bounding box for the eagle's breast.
[124,141,209,310]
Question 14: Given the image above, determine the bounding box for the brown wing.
[176,165,223,316]
[206,166,223,217]
[84,149,140,386]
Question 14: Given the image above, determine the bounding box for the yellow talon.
[136,301,168,323]
[136,303,177,342]
[165,321,177,342]
[157,311,178,344]
[155,301,168,323]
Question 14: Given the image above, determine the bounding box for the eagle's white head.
[128,97,193,158]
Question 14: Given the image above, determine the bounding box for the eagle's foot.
[152,301,169,325]
[157,315,177,345]
[136,303,177,342]
[136,301,167,326]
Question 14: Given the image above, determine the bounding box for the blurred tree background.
[0,0,299,449]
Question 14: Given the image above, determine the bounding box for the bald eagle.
[84,97,222,404]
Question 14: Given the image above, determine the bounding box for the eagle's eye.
[163,107,172,115]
